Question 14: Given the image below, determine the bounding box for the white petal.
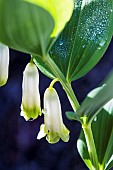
[37,124,47,139]
[22,63,40,107]
[38,87,70,143]
[0,43,9,86]
[44,87,64,132]
[21,62,41,120]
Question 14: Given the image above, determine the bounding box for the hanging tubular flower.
[0,43,9,86]
[21,62,41,121]
[37,87,70,144]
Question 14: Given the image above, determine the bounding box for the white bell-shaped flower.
[21,62,41,121]
[37,87,69,144]
[0,43,9,86]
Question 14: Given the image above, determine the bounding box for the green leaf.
[77,130,92,169]
[66,111,80,121]
[25,0,74,37]
[0,0,74,57]
[76,70,113,123]
[77,99,113,170]
[0,0,55,57]
[36,0,113,81]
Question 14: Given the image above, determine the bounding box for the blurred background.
[0,38,113,170]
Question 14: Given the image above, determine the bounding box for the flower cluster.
[0,44,69,143]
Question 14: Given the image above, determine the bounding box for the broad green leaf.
[36,0,113,81]
[77,99,113,170]
[0,0,54,57]
[0,0,74,57]
[76,70,113,123]
[77,130,92,169]
[25,0,74,37]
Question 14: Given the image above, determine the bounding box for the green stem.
[82,123,99,170]
[99,164,104,170]
[49,78,59,88]
[43,55,80,112]
[34,55,99,169]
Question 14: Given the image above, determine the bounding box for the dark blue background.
[0,38,113,170]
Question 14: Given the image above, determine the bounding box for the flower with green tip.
[0,43,9,86]
[37,87,69,144]
[21,62,41,121]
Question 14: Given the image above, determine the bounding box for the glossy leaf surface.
[76,70,113,123]
[0,0,74,57]
[36,0,113,81]
[77,99,113,170]
[25,0,74,37]
[0,0,54,57]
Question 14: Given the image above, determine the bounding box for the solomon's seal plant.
[0,0,113,169]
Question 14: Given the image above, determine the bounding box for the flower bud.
[21,62,41,121]
[37,87,69,144]
[0,43,9,86]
